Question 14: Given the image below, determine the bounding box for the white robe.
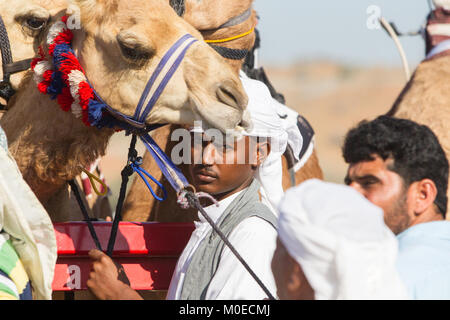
[167,190,278,300]
[0,143,57,300]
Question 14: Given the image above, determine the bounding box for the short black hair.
[342,116,449,217]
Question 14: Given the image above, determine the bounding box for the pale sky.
[254,0,432,68]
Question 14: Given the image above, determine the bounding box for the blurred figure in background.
[343,116,450,299]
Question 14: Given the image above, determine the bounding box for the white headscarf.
[277,179,409,300]
[238,74,289,213]
[190,74,291,213]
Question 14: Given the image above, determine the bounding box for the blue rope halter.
[90,34,197,200]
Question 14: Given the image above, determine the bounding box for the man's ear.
[254,140,271,167]
[409,179,438,216]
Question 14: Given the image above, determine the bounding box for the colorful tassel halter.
[31,16,197,133]
[32,15,197,196]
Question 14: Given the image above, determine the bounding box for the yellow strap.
[81,168,108,197]
[204,28,255,44]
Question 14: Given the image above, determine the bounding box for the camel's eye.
[118,41,154,63]
[25,17,47,31]
[117,34,155,66]
[18,14,49,37]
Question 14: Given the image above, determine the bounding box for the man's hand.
[87,249,143,300]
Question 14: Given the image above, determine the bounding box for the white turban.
[277,179,409,300]
[239,74,289,213]
[190,73,291,213]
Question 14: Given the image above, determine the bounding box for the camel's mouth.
[188,91,250,136]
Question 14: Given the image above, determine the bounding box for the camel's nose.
[216,79,248,112]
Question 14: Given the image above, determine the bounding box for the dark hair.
[342,116,449,217]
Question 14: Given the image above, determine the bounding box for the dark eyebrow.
[345,174,381,186]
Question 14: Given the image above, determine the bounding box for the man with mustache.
[86,74,289,300]
[342,116,450,299]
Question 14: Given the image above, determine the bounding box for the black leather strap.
[210,44,249,60]
[3,58,33,75]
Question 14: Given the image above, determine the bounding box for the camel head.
[67,0,248,133]
[0,0,68,89]
[181,0,257,73]
[183,0,254,31]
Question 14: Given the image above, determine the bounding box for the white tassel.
[46,21,67,46]
[33,61,53,84]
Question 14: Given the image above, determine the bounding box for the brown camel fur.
[0,0,248,222]
[122,0,323,222]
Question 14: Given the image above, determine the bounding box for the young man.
[271,179,408,300]
[342,116,450,299]
[87,75,288,300]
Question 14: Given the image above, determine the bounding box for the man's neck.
[409,208,444,230]
[214,177,254,202]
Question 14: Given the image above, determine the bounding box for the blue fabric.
[396,221,450,300]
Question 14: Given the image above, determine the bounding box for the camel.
[0,0,248,222]
[0,0,112,220]
[0,0,131,221]
[0,0,68,92]
[386,2,450,216]
[122,0,324,222]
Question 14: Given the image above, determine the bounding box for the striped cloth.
[426,7,450,54]
[0,233,32,300]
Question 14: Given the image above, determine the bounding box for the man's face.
[189,134,257,200]
[345,155,412,235]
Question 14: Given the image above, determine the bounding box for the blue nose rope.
[130,157,168,202]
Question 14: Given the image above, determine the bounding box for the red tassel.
[48,43,57,56]
[78,81,94,110]
[37,82,49,94]
[58,87,74,112]
[60,52,84,75]
[43,70,53,82]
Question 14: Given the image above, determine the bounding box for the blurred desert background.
[100,62,407,206]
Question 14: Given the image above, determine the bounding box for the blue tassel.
[88,100,107,127]
[47,71,65,99]
[53,43,73,69]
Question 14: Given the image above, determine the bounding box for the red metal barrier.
[52,222,194,291]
